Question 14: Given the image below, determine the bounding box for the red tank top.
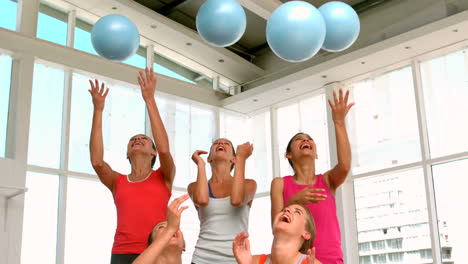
[112,169,171,254]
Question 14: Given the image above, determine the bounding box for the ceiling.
[134,0,380,61]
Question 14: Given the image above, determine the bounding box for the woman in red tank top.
[89,67,175,264]
[233,204,321,264]
[270,88,354,264]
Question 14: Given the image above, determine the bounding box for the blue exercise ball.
[91,14,140,61]
[196,0,247,47]
[319,1,360,52]
[267,1,326,62]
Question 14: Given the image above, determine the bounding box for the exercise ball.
[196,0,247,47]
[319,1,360,52]
[91,14,140,61]
[267,1,326,62]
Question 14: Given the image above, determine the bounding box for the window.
[64,177,116,264]
[0,0,17,31]
[420,48,468,158]
[432,158,468,263]
[153,53,196,84]
[276,93,329,177]
[0,54,12,158]
[68,73,146,174]
[28,63,65,168]
[354,169,431,260]
[21,172,59,264]
[220,110,273,193]
[37,4,68,45]
[153,62,196,84]
[348,66,421,174]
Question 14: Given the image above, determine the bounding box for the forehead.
[288,204,306,213]
[212,138,232,144]
[293,133,312,140]
[153,221,167,231]
[129,134,150,141]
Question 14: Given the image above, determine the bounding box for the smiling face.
[273,204,315,253]
[127,134,157,167]
[208,138,236,171]
[285,133,318,168]
[148,221,185,251]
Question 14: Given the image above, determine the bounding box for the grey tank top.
[191,197,250,264]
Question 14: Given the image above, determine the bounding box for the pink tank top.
[282,175,343,264]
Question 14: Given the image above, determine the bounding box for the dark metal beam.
[157,0,189,16]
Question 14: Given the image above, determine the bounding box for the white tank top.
[191,197,250,264]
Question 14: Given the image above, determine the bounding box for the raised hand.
[288,187,327,205]
[328,88,355,123]
[236,142,254,160]
[88,79,109,111]
[137,67,157,101]
[192,150,208,166]
[166,194,189,231]
[233,232,253,264]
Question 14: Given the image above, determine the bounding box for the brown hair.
[285,132,312,169]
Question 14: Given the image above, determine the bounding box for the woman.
[233,204,320,264]
[270,88,354,264]
[188,139,257,263]
[89,67,175,264]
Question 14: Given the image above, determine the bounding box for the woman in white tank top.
[187,138,257,264]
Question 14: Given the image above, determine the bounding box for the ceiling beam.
[237,0,281,20]
[156,0,189,16]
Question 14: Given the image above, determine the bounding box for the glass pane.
[190,105,216,183]
[28,63,65,168]
[276,103,300,176]
[69,73,145,174]
[299,94,330,174]
[354,169,432,263]
[420,48,468,158]
[349,66,421,174]
[173,102,191,188]
[153,62,196,84]
[432,159,468,262]
[74,25,98,56]
[21,172,59,264]
[65,177,116,264]
[0,55,13,158]
[37,8,67,45]
[122,48,146,69]
[0,0,17,30]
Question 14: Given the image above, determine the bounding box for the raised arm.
[270,177,284,225]
[188,150,209,207]
[324,88,354,192]
[133,194,189,264]
[137,67,175,189]
[231,143,257,207]
[88,79,119,192]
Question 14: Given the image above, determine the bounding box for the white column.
[17,0,40,36]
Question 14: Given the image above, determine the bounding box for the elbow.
[230,198,242,207]
[91,160,104,169]
[195,197,209,207]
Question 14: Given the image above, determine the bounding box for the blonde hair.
[297,204,316,254]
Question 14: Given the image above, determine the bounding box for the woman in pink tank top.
[270,88,354,264]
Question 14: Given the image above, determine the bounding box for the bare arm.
[88,80,118,191]
[133,194,189,264]
[231,143,256,207]
[324,89,354,192]
[138,67,175,189]
[270,177,284,226]
[188,150,209,207]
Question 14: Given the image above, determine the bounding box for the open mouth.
[280,213,292,223]
[300,144,312,150]
[216,146,226,152]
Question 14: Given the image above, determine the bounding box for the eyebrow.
[130,135,149,141]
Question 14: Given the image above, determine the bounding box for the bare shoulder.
[271,177,284,189]
[187,182,196,197]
